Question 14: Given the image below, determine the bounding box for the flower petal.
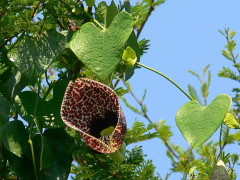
[61,78,127,153]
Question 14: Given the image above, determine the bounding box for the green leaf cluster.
[182,58,239,179]
[219,28,240,126]
[71,141,161,180]
[131,0,165,28]
[0,0,168,179]
[1,0,240,179]
[0,121,74,179]
[138,38,151,56]
[126,121,160,145]
[8,30,69,84]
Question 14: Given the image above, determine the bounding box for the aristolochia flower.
[61,78,127,154]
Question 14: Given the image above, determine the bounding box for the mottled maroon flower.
[61,78,127,154]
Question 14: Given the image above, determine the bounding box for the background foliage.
[0,0,239,179]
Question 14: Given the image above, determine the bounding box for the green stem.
[28,78,42,180]
[93,19,105,30]
[29,78,41,136]
[29,139,38,180]
[42,86,53,101]
[40,135,44,170]
[219,124,223,159]
[137,62,192,100]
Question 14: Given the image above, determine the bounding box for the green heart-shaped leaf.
[70,12,134,80]
[8,30,69,84]
[176,94,232,148]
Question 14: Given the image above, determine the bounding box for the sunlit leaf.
[122,46,137,68]
[224,112,239,129]
[157,120,173,142]
[125,32,140,80]
[176,94,232,148]
[70,12,134,80]
[229,31,236,39]
[222,50,232,60]
[126,121,159,145]
[8,30,68,84]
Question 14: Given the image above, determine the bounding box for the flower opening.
[61,78,127,153]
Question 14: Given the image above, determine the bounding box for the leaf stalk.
[137,62,192,100]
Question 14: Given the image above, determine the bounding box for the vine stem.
[137,62,192,101]
[28,139,38,180]
[93,19,105,30]
[218,124,223,159]
[28,78,42,180]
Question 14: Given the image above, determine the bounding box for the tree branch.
[0,36,15,50]
[136,0,155,39]
[224,29,240,76]
[31,0,45,19]
[123,80,180,160]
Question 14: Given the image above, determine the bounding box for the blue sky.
[109,0,240,179]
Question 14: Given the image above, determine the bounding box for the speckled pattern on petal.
[61,78,127,153]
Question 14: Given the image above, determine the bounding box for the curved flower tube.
[61,78,127,154]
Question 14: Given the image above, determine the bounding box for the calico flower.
[61,78,127,154]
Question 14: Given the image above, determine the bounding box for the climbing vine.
[0,0,239,179]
